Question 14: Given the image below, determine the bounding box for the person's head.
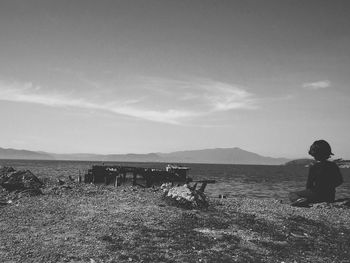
[308,140,334,161]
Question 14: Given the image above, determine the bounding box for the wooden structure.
[84,164,191,187]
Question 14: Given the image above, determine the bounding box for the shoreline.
[1,182,350,263]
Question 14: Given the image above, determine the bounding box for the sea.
[1,159,349,201]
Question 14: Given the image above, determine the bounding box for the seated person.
[289,140,343,206]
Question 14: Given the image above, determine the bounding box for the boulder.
[0,167,43,192]
[161,183,209,209]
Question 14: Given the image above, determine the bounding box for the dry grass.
[1,182,350,263]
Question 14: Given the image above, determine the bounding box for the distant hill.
[103,153,160,162]
[0,147,53,160]
[0,146,289,165]
[50,153,161,162]
[158,147,289,165]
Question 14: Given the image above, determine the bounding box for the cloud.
[302,80,331,90]
[0,77,258,125]
[0,81,191,124]
[201,81,257,111]
[139,77,257,112]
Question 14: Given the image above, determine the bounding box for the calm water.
[1,159,349,201]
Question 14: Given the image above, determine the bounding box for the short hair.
[308,140,333,160]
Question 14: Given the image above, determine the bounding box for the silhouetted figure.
[289,140,343,206]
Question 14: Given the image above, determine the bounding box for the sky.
[0,0,349,159]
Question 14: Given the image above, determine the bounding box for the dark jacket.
[306,160,343,202]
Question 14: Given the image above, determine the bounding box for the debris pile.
[161,183,209,209]
[0,166,43,197]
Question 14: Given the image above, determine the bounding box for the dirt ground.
[1,182,350,263]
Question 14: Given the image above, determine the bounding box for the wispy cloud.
[200,81,257,111]
[302,80,331,90]
[0,77,258,125]
[139,77,257,112]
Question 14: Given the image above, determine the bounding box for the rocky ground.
[1,178,350,263]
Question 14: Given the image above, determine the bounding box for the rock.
[161,183,209,209]
[0,167,43,192]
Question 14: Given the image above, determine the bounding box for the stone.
[161,183,209,209]
[0,167,43,192]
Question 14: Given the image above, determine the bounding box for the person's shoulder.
[309,161,320,168]
[324,160,339,168]
[310,160,336,168]
[308,162,318,173]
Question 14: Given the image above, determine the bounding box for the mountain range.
[0,146,289,165]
